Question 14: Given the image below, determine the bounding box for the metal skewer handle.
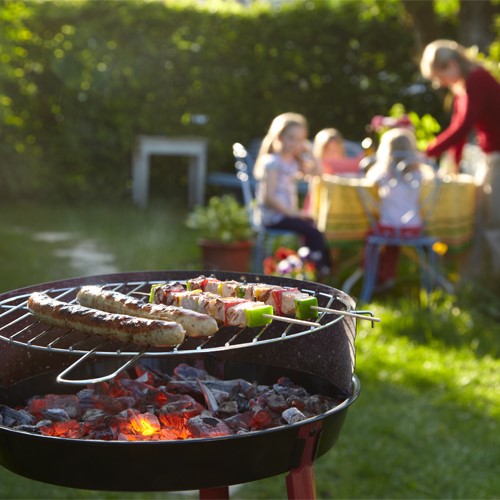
[313,306,381,324]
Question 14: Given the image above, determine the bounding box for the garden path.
[33,231,118,276]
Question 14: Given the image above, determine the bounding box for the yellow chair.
[308,175,378,286]
[422,174,478,253]
[309,174,378,246]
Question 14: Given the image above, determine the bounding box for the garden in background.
[1,0,499,498]
[1,0,454,204]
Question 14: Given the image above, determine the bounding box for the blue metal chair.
[233,143,299,273]
[359,229,439,302]
[354,160,444,302]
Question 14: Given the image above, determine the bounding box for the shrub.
[0,0,447,202]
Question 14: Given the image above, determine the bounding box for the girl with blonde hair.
[253,112,331,276]
[313,128,363,176]
[364,127,434,289]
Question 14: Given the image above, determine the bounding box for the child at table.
[364,127,435,290]
[253,112,332,277]
[313,128,364,177]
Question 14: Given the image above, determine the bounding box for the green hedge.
[0,0,444,202]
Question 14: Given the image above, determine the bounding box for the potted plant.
[186,194,254,272]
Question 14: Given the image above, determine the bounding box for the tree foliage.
[0,0,481,202]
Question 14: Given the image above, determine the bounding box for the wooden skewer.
[263,314,319,328]
[312,306,381,323]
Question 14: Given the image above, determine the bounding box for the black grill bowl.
[0,360,359,491]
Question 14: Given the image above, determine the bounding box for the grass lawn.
[0,201,499,499]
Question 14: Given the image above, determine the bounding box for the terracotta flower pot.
[198,239,253,272]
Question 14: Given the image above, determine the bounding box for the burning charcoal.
[276,376,295,387]
[113,409,161,438]
[82,408,108,423]
[114,409,140,434]
[35,419,53,428]
[216,400,239,418]
[159,427,191,440]
[203,379,254,394]
[166,380,203,401]
[128,411,161,437]
[229,389,250,413]
[157,411,192,439]
[285,396,306,411]
[242,383,259,400]
[39,419,83,438]
[259,392,288,413]
[26,394,82,420]
[250,409,274,430]
[135,369,156,385]
[273,381,308,400]
[76,388,96,405]
[4,362,343,442]
[0,405,36,427]
[161,393,205,417]
[173,363,212,381]
[223,411,253,433]
[158,394,205,436]
[41,408,71,422]
[77,386,136,415]
[282,407,307,424]
[102,395,133,414]
[86,426,115,441]
[115,396,137,410]
[134,365,172,385]
[305,394,338,415]
[186,412,232,438]
[119,379,162,402]
[198,381,219,412]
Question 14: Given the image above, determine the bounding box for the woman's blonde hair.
[313,128,345,159]
[420,39,476,87]
[253,112,308,179]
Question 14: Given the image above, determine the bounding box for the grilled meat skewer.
[186,276,319,319]
[152,284,274,328]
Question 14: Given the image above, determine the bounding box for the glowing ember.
[131,414,161,436]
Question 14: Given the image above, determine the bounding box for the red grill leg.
[199,486,229,499]
[286,464,316,500]
[285,421,323,500]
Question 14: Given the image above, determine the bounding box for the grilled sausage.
[76,286,218,338]
[27,292,185,347]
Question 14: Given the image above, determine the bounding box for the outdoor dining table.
[308,173,479,253]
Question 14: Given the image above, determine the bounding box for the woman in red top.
[420,39,500,275]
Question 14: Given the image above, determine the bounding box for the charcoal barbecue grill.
[0,271,366,498]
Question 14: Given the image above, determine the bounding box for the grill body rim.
[0,271,359,491]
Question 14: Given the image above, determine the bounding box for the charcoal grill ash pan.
[0,271,364,497]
